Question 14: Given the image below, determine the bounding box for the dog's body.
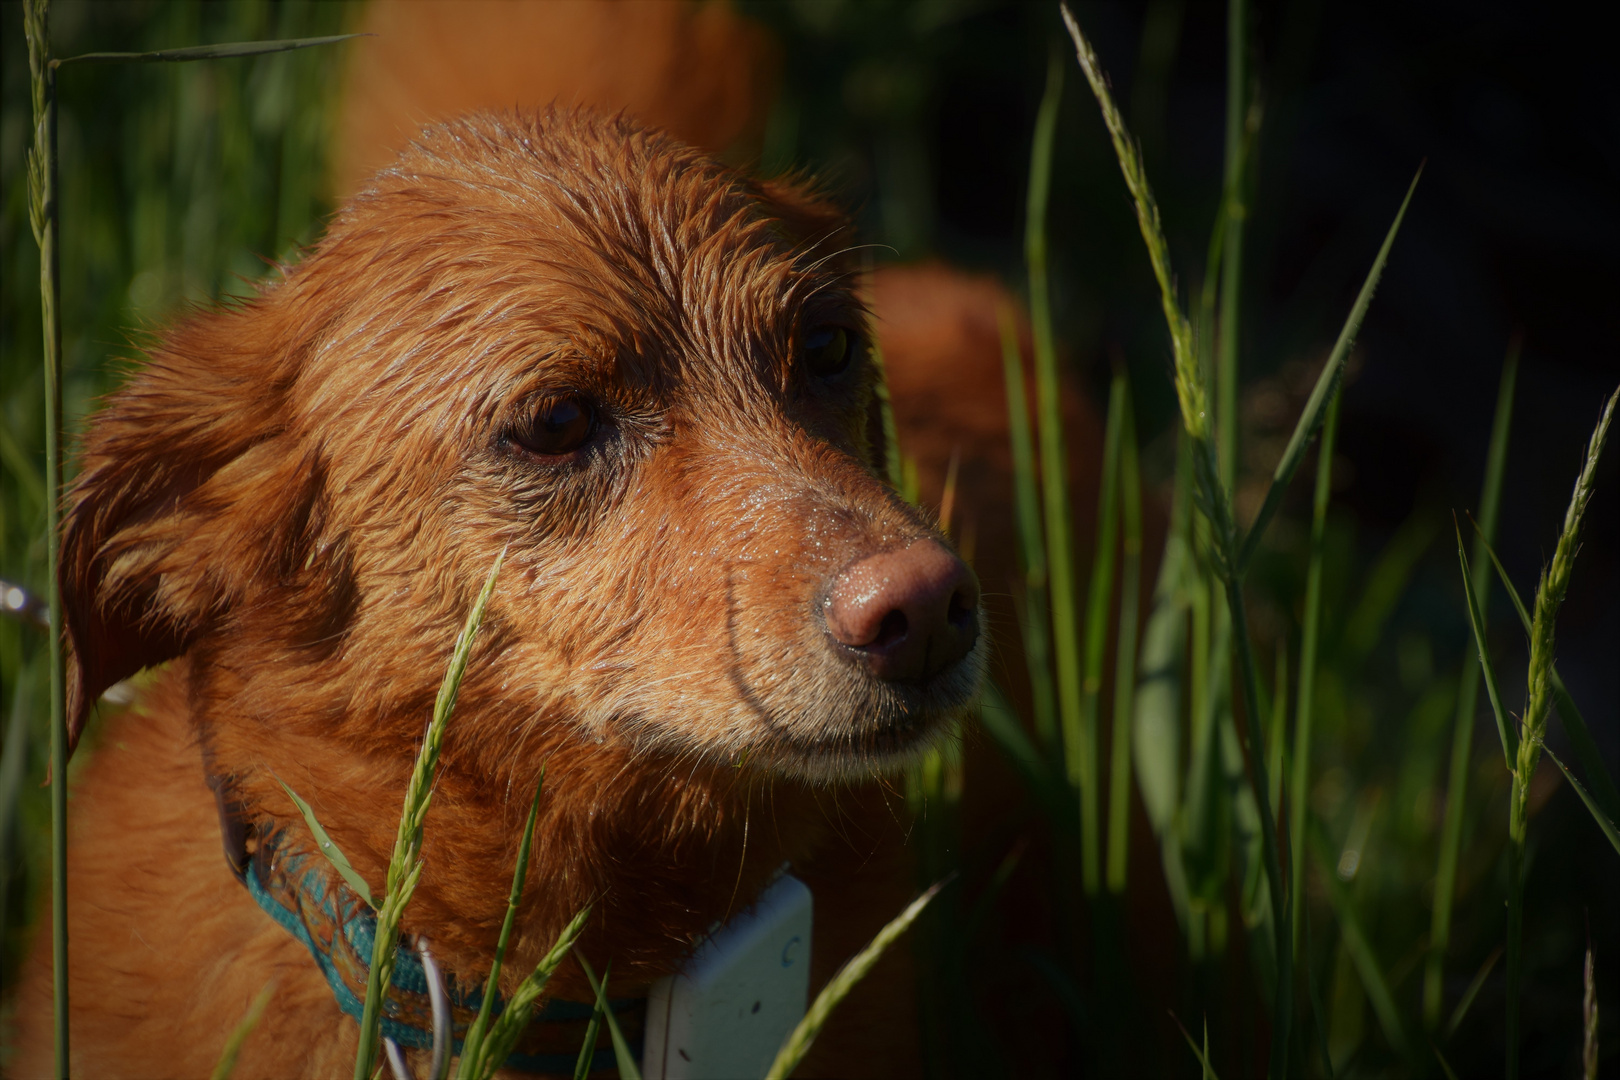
[5,4,1121,1073]
[8,106,1002,1077]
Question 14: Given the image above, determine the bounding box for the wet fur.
[9,111,988,1077]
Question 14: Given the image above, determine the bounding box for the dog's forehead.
[328,112,841,394]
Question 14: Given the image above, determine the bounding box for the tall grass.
[1457,388,1618,1078]
[6,3,1617,1078]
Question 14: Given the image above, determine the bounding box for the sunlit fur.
[8,112,995,1077]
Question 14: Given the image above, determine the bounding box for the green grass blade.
[1338,510,1439,666]
[1310,825,1411,1059]
[276,778,374,908]
[1025,48,1086,834]
[1215,0,1247,492]
[1235,166,1423,575]
[1455,523,1515,769]
[1180,585,1228,898]
[1267,641,1286,824]
[1538,742,1620,856]
[458,767,546,1080]
[765,880,947,1080]
[869,337,903,489]
[1106,381,1143,893]
[572,962,609,1080]
[998,302,1057,746]
[1304,905,1335,1079]
[0,423,45,512]
[1168,1012,1223,1080]
[57,34,364,66]
[1433,1046,1463,1080]
[979,682,1069,830]
[1131,521,1187,840]
[355,552,504,1080]
[1060,5,1200,440]
[1291,391,1338,955]
[25,1,69,1071]
[1549,675,1620,822]
[1225,579,1293,1074]
[1474,527,1620,821]
[1426,345,1516,1028]
[1080,374,1127,892]
[576,951,643,1080]
[1584,939,1599,1080]
[477,908,591,1070]
[1444,946,1502,1041]
[209,981,276,1080]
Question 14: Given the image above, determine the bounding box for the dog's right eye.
[510,396,596,460]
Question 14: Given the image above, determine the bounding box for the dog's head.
[61,110,984,784]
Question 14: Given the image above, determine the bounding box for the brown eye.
[802,326,857,378]
[511,396,595,459]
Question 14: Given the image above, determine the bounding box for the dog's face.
[62,111,983,784]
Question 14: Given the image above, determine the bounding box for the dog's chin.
[744,647,987,784]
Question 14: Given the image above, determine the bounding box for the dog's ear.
[60,301,324,750]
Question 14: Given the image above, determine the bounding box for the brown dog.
[8,109,991,1077]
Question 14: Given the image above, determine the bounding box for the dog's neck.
[188,668,829,1003]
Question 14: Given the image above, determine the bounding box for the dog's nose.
[824,540,980,682]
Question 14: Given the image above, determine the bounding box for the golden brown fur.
[8,5,1120,1075]
[333,0,778,195]
[9,109,985,1078]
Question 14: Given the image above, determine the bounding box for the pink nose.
[824,540,980,683]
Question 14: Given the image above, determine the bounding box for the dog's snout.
[824,540,980,682]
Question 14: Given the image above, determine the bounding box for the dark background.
[2,1,1616,1075]
[748,0,1619,774]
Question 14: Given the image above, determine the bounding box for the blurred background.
[2,1,1616,1076]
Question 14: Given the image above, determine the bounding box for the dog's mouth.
[744,639,987,781]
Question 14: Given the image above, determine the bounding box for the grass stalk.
[765,880,947,1080]
[1505,387,1618,1078]
[572,964,609,1080]
[999,304,1057,747]
[23,2,67,1073]
[1234,168,1421,576]
[1538,744,1620,855]
[54,34,363,68]
[576,952,642,1080]
[1061,10,1295,1068]
[1267,641,1286,822]
[1025,49,1087,849]
[1424,345,1516,1028]
[1584,938,1598,1080]
[1224,576,1293,1074]
[1129,432,1188,847]
[1106,381,1142,893]
[470,907,590,1076]
[16,22,358,1074]
[456,768,545,1079]
[1310,824,1410,1060]
[1445,946,1502,1040]
[1474,528,1620,822]
[1216,0,1246,491]
[1290,390,1338,955]
[354,553,504,1080]
[209,982,277,1080]
[1080,375,1127,892]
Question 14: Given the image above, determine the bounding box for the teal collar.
[239,825,643,1074]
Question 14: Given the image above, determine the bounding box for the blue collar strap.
[243,828,643,1074]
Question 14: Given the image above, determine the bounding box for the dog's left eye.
[510,396,596,460]
[802,326,858,378]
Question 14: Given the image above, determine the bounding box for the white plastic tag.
[641,872,813,1080]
